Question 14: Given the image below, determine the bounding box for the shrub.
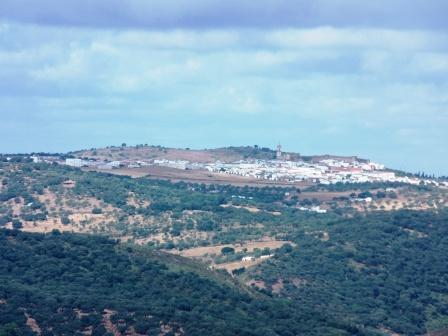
[221,246,235,255]
[12,220,23,230]
[92,208,103,214]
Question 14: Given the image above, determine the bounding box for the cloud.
[0,21,447,174]
[0,0,447,30]
[113,30,239,49]
[265,28,448,51]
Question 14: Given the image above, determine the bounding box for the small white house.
[31,156,41,163]
[65,158,83,167]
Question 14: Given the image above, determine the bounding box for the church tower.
[276,143,282,159]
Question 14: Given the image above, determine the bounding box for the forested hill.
[0,229,373,336]
[1,161,447,335]
[249,210,448,335]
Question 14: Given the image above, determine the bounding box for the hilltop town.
[22,144,445,187]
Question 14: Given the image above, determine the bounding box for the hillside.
[73,145,280,163]
[0,229,370,336]
[1,160,448,335]
[0,161,445,249]
[73,144,366,164]
[67,144,443,189]
[247,210,448,335]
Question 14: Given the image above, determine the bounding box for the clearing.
[173,240,292,258]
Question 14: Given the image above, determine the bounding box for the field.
[170,240,293,273]
[214,258,268,272]
[298,191,353,201]
[88,165,310,187]
[172,240,292,258]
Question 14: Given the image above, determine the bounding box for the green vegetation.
[1,160,447,335]
[0,161,318,248]
[0,229,371,336]
[248,210,448,335]
[221,145,277,160]
[221,246,235,254]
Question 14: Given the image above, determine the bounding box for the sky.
[0,0,447,175]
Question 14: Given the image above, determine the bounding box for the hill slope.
[248,210,448,335]
[73,145,280,163]
[1,161,447,335]
[73,144,368,164]
[0,229,372,336]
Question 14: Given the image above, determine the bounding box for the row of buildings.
[203,159,406,185]
[28,155,442,187]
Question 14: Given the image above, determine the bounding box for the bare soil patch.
[246,280,266,290]
[25,312,41,335]
[299,191,352,202]
[174,240,292,258]
[89,166,309,187]
[291,277,308,288]
[305,230,329,241]
[21,219,81,234]
[77,146,244,163]
[102,309,121,336]
[272,279,284,294]
[348,259,368,271]
[221,204,261,213]
[213,258,267,272]
[402,228,428,238]
[16,189,121,234]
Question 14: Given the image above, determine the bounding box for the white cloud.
[0,21,447,173]
[252,51,298,66]
[0,22,9,33]
[410,52,448,73]
[265,27,447,51]
[113,30,239,49]
[32,48,87,80]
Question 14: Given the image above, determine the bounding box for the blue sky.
[0,1,447,175]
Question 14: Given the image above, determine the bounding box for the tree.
[61,216,71,225]
[232,267,245,276]
[0,323,19,336]
[92,208,103,214]
[221,246,235,255]
[12,220,23,230]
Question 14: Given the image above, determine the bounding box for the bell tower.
[276,143,282,159]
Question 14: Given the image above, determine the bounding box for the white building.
[298,206,327,214]
[30,156,41,163]
[65,158,83,167]
[154,159,189,170]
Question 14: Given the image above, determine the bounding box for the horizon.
[0,142,444,176]
[1,1,447,175]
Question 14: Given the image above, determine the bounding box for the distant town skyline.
[0,0,447,175]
